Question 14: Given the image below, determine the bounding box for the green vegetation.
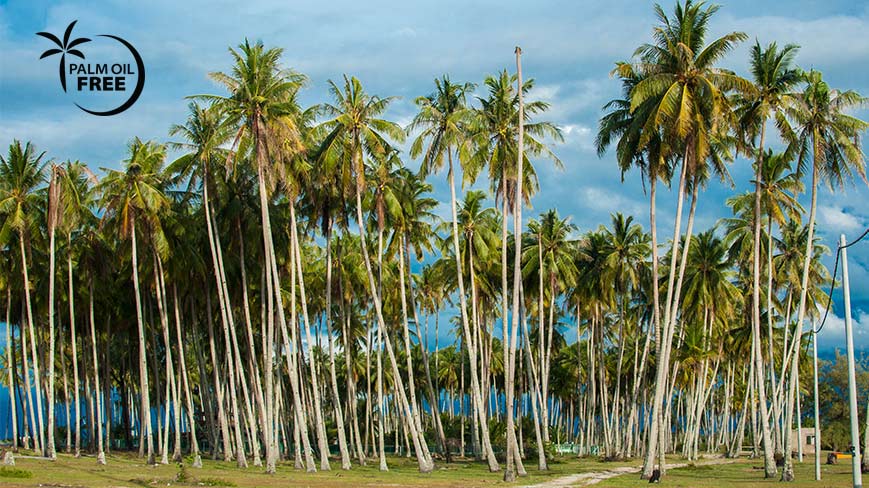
[0,467,33,479]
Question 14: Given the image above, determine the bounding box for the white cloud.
[817,309,869,350]
[818,205,865,235]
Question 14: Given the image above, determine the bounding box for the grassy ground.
[596,455,857,488]
[0,450,858,487]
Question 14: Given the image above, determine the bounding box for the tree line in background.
[0,0,867,483]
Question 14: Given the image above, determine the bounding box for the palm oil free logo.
[37,20,145,116]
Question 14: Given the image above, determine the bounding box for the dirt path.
[521,457,737,488]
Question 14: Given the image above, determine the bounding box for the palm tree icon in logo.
[37,21,91,92]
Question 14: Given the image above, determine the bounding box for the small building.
[792,429,818,455]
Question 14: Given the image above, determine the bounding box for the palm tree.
[408,75,500,472]
[319,75,433,473]
[37,21,90,92]
[734,40,801,463]
[756,150,803,450]
[624,0,751,477]
[598,59,673,465]
[204,39,315,473]
[467,66,562,476]
[600,213,649,455]
[56,160,97,459]
[305,142,355,469]
[168,101,258,467]
[778,69,868,480]
[0,140,48,455]
[167,103,234,468]
[98,137,170,465]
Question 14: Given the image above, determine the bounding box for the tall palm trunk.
[767,213,781,454]
[289,203,331,471]
[252,118,316,473]
[642,153,687,479]
[172,284,201,467]
[396,235,434,464]
[88,278,106,464]
[782,131,820,481]
[504,45,525,482]
[129,217,154,464]
[5,289,18,452]
[67,234,81,457]
[352,142,433,473]
[447,151,500,472]
[47,176,58,459]
[751,124,778,477]
[323,223,352,469]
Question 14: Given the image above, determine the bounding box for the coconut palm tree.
[204,39,315,473]
[56,160,97,458]
[318,75,433,473]
[734,40,801,463]
[98,137,170,465]
[600,213,649,455]
[0,140,48,455]
[623,0,751,477]
[467,67,562,477]
[407,75,501,471]
[778,69,868,480]
[390,168,449,462]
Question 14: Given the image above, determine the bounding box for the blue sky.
[0,0,868,351]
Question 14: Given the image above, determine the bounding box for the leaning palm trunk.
[782,134,821,481]
[520,290,547,470]
[289,203,332,471]
[447,152,500,472]
[205,290,233,461]
[404,236,450,463]
[352,145,433,473]
[88,279,106,464]
[207,184,260,467]
[236,219,269,467]
[129,217,155,464]
[172,284,201,466]
[201,171,248,468]
[251,122,315,473]
[323,224,352,469]
[67,234,82,457]
[642,153,688,479]
[751,124,778,477]
[5,289,18,452]
[396,234,434,465]
[153,253,175,465]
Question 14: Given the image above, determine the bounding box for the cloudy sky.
[1,0,868,351]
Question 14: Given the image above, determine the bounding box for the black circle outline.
[74,34,145,116]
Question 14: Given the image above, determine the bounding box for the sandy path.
[520,457,737,488]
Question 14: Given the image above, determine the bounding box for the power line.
[814,227,869,334]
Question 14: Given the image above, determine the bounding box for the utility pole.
[841,234,862,488]
[812,326,821,481]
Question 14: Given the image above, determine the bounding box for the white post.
[812,327,821,481]
[841,234,862,488]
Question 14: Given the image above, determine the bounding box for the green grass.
[596,455,858,487]
[0,467,33,479]
[0,450,860,487]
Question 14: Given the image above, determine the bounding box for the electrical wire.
[814,227,869,334]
